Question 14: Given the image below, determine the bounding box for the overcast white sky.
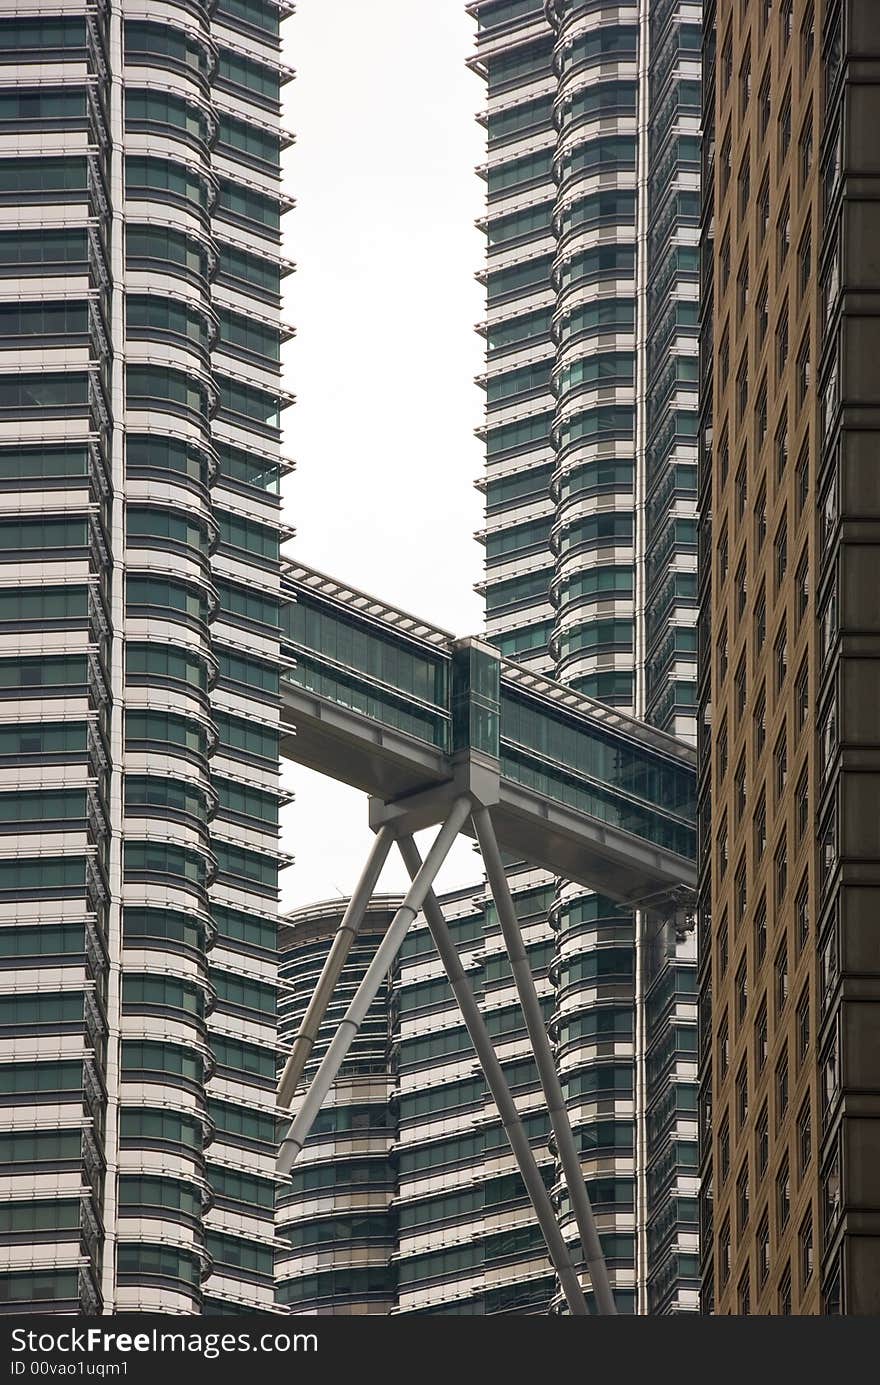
[278,1,488,908]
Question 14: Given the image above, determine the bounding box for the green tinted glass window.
[0,89,87,125]
[485,570,551,612]
[124,841,206,884]
[126,226,209,280]
[123,975,203,1017]
[215,778,278,825]
[487,39,553,92]
[290,601,445,705]
[214,842,276,888]
[125,90,209,142]
[216,444,281,493]
[486,412,553,457]
[205,1232,273,1276]
[217,376,281,427]
[211,906,276,952]
[123,907,204,950]
[119,1176,201,1218]
[486,308,551,352]
[217,180,279,231]
[126,577,208,622]
[213,712,278,761]
[487,254,553,299]
[0,724,86,758]
[487,94,552,142]
[126,435,209,483]
[215,581,280,628]
[0,302,87,337]
[216,50,279,102]
[125,644,207,690]
[207,1100,278,1144]
[210,1168,275,1208]
[486,363,550,404]
[0,18,85,51]
[120,1107,201,1148]
[216,309,280,362]
[0,656,87,689]
[0,926,85,959]
[117,1244,200,1285]
[0,447,87,477]
[0,517,87,550]
[126,505,207,551]
[282,1213,391,1249]
[485,518,550,559]
[126,297,210,351]
[124,21,211,78]
[569,79,637,119]
[215,0,280,32]
[212,970,275,1016]
[216,114,280,165]
[126,366,207,416]
[0,723,87,757]
[0,1130,82,1164]
[121,1042,202,1081]
[0,1061,84,1094]
[0,790,85,823]
[0,157,86,192]
[124,775,207,818]
[211,1035,275,1079]
[217,243,281,296]
[0,375,89,411]
[217,510,279,559]
[0,992,84,1027]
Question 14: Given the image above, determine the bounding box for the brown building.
[699,0,880,1314]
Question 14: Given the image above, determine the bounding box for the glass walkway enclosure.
[281,563,696,909]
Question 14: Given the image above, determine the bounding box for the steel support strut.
[276,797,472,1177]
[471,806,617,1315]
[396,833,589,1317]
[277,824,396,1111]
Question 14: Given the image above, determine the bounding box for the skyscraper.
[276,897,399,1314]
[700,0,880,1316]
[276,882,559,1316]
[470,0,701,1313]
[0,0,288,1313]
[277,0,703,1315]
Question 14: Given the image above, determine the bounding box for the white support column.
[397,833,589,1317]
[633,0,652,1316]
[276,823,396,1110]
[276,797,472,1177]
[100,0,127,1313]
[471,806,617,1316]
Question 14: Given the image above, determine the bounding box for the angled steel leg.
[471,805,617,1316]
[277,823,396,1110]
[397,833,589,1317]
[277,796,472,1177]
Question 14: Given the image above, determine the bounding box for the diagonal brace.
[397,832,588,1317]
[277,796,472,1177]
[472,805,617,1315]
[277,823,396,1110]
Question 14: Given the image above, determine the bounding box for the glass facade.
[269,0,702,1316]
[284,577,696,864]
[471,0,557,674]
[394,882,555,1313]
[277,903,397,1314]
[469,0,700,1314]
[0,0,289,1313]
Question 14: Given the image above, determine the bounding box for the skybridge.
[275,561,698,1317]
[279,562,696,910]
